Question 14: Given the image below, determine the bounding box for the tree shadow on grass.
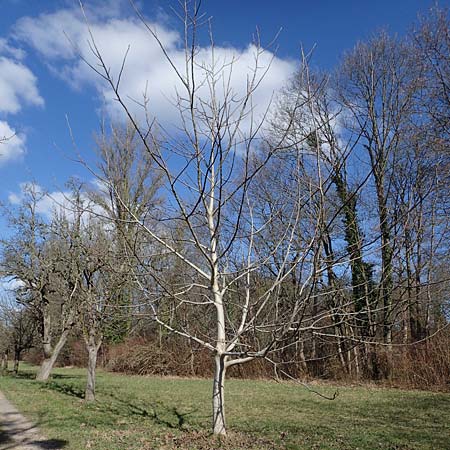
[50,374,83,381]
[0,438,68,449]
[6,371,83,382]
[11,371,36,381]
[41,382,84,399]
[43,381,197,431]
[106,392,197,430]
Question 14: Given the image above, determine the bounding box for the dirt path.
[0,391,66,449]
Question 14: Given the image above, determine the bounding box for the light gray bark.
[36,358,54,382]
[36,329,70,382]
[212,353,227,436]
[85,337,101,402]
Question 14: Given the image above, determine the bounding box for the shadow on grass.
[41,382,84,399]
[6,371,83,382]
[51,374,83,381]
[43,381,197,431]
[0,412,68,449]
[107,392,196,430]
[11,371,36,380]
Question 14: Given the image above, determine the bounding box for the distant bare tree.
[272,25,450,380]
[336,32,420,347]
[414,6,450,142]
[65,187,118,402]
[1,184,79,381]
[0,296,38,374]
[88,121,163,342]
[273,58,377,376]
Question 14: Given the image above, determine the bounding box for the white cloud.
[0,121,26,165]
[0,38,25,60]
[14,4,296,131]
[0,56,44,114]
[0,41,43,167]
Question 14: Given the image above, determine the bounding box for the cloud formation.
[14,3,296,129]
[0,38,43,165]
[0,38,25,60]
[0,121,26,165]
[0,56,43,115]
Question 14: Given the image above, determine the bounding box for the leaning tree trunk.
[36,304,75,382]
[84,334,102,402]
[36,329,70,382]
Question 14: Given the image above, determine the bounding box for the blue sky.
[0,0,444,228]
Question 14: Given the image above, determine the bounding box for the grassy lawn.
[0,366,448,449]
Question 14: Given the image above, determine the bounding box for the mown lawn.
[0,365,448,449]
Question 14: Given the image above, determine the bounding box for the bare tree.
[1,184,79,381]
[414,6,450,142]
[67,190,118,402]
[0,296,38,374]
[88,121,163,342]
[76,1,342,435]
[336,32,420,347]
[273,59,378,376]
[269,23,450,384]
[68,0,450,435]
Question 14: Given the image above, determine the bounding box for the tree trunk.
[298,340,308,373]
[85,338,101,402]
[36,330,69,381]
[13,349,21,375]
[36,358,54,381]
[212,284,227,436]
[1,351,8,374]
[212,353,227,436]
[353,346,361,379]
[375,176,394,347]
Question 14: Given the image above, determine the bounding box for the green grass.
[0,365,449,449]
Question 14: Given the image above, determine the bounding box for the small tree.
[67,190,118,402]
[0,297,39,374]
